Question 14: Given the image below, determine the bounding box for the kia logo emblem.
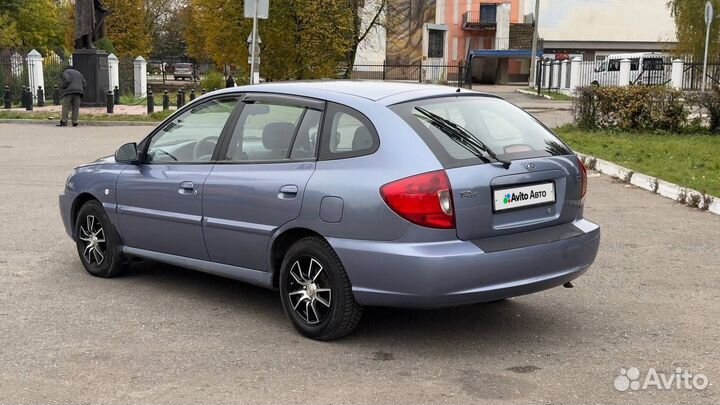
[526,163,536,170]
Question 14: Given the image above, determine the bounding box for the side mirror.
[115,142,139,164]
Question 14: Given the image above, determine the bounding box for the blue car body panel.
[59,81,601,308]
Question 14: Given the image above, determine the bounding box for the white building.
[526,0,678,61]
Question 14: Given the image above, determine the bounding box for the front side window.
[390,96,572,169]
[145,96,240,163]
[225,102,312,162]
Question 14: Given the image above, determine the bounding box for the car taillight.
[579,159,588,199]
[380,170,455,229]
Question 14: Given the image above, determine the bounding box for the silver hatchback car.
[59,81,600,340]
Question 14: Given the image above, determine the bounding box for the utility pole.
[529,0,541,87]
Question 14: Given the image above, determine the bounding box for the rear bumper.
[329,219,600,308]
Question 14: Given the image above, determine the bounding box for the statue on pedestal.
[74,0,110,50]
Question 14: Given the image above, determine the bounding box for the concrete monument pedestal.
[72,49,109,107]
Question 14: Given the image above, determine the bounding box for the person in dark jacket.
[225,74,235,88]
[58,67,87,127]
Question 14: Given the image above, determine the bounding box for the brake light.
[380,170,455,229]
[579,159,588,199]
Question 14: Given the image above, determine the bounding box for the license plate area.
[493,182,556,213]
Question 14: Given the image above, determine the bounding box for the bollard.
[106,90,114,114]
[114,86,120,105]
[163,90,169,111]
[37,86,45,107]
[24,87,33,111]
[180,88,186,107]
[190,88,196,101]
[53,85,60,105]
[147,87,155,114]
[3,86,10,109]
[21,87,27,109]
[201,88,206,95]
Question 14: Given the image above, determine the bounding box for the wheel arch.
[268,227,326,289]
[71,192,101,235]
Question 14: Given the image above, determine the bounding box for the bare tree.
[343,0,386,78]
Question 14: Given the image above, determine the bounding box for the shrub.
[573,85,688,132]
[200,71,225,92]
[687,87,720,134]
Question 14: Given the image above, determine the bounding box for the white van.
[590,53,669,86]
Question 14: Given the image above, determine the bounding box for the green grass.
[0,109,172,122]
[522,88,574,101]
[556,127,720,196]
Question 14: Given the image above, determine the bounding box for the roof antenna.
[456,88,461,93]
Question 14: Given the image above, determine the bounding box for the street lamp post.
[245,0,269,85]
[529,0,541,87]
[250,1,258,84]
[702,1,714,92]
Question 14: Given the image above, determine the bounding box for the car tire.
[279,236,363,340]
[74,200,127,278]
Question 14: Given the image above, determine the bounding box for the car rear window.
[389,96,572,169]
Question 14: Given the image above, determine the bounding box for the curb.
[517,88,554,100]
[0,119,158,127]
[515,89,573,111]
[577,153,720,216]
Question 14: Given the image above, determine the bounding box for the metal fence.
[534,56,677,95]
[118,56,136,96]
[349,63,469,88]
[681,61,720,91]
[43,53,71,94]
[0,48,30,104]
[146,59,215,84]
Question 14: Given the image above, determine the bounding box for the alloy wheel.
[78,215,106,266]
[287,257,332,325]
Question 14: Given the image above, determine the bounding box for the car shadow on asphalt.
[121,260,579,345]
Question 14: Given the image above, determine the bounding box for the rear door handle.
[179,181,197,195]
[278,185,298,198]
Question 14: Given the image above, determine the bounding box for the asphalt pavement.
[0,123,718,404]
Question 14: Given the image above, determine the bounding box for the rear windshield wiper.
[414,107,512,169]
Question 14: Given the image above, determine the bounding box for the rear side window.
[390,96,572,169]
[225,103,306,162]
[319,103,378,160]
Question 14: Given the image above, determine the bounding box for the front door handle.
[179,181,197,195]
[278,185,298,199]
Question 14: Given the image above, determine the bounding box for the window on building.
[480,4,497,25]
[428,29,445,58]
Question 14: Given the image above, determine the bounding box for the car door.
[202,94,324,270]
[115,95,241,260]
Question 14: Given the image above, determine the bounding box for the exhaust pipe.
[563,282,574,289]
